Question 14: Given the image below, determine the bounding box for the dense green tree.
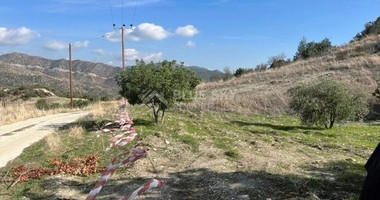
[294,38,332,60]
[116,60,201,123]
[289,79,368,129]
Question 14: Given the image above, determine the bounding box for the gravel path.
[0,111,89,168]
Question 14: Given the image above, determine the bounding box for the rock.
[165,139,170,145]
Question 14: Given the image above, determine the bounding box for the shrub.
[289,79,368,129]
[294,37,332,60]
[72,100,89,108]
[35,99,49,110]
[35,99,61,110]
[234,68,252,77]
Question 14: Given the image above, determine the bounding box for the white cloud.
[186,41,196,47]
[143,52,163,61]
[125,48,163,61]
[125,48,139,60]
[0,27,37,45]
[44,40,67,51]
[175,25,199,37]
[93,48,107,55]
[105,23,169,42]
[44,40,89,51]
[72,40,89,49]
[130,23,169,41]
[104,31,121,42]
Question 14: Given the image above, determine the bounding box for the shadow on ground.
[59,120,109,132]
[232,120,324,132]
[21,159,366,200]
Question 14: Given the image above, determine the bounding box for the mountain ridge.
[0,52,223,97]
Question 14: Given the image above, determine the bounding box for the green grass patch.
[224,148,241,159]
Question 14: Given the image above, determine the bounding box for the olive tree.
[289,79,368,129]
[116,60,201,123]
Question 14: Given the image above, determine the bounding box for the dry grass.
[68,126,84,139]
[45,133,61,150]
[0,97,92,126]
[89,101,119,118]
[189,35,380,114]
[0,100,61,125]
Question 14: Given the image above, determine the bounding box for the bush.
[35,99,61,110]
[35,99,50,110]
[72,100,89,108]
[294,37,332,60]
[234,68,252,77]
[289,79,368,129]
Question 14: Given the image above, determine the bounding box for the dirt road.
[0,111,89,168]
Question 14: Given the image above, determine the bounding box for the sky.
[0,0,379,71]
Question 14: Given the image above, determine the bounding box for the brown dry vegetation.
[0,98,69,126]
[186,35,380,114]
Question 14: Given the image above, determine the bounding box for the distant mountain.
[0,52,221,97]
[187,66,224,81]
[0,52,121,97]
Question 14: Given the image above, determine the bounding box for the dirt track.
[0,111,89,168]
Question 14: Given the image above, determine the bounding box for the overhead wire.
[130,0,138,29]
[121,0,125,26]
[108,0,115,27]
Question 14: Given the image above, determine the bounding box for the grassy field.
[0,102,378,199]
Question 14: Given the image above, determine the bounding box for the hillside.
[185,34,380,114]
[0,53,121,98]
[188,66,224,81]
[0,53,221,98]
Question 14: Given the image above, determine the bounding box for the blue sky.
[0,0,379,71]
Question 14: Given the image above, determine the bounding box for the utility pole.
[69,43,73,109]
[121,24,126,70]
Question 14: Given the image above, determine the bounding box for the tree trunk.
[329,112,336,129]
[160,109,165,124]
[152,104,159,123]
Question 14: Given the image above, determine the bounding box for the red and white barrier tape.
[86,148,147,200]
[119,179,164,200]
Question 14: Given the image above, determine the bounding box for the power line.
[108,0,115,26]
[121,0,124,25]
[131,0,137,26]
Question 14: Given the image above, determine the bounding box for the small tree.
[234,67,252,77]
[294,37,332,60]
[223,67,233,81]
[289,79,368,129]
[268,53,289,69]
[254,63,267,72]
[116,60,201,123]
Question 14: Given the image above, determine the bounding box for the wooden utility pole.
[69,43,73,109]
[121,24,126,70]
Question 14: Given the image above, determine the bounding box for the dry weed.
[189,35,380,114]
[45,133,61,150]
[68,126,84,139]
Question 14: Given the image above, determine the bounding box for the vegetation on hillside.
[294,37,333,60]
[289,79,368,129]
[353,17,380,41]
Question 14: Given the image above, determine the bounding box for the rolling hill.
[0,53,222,98]
[188,34,380,115]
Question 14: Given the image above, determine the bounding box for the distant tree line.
[353,17,380,41]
